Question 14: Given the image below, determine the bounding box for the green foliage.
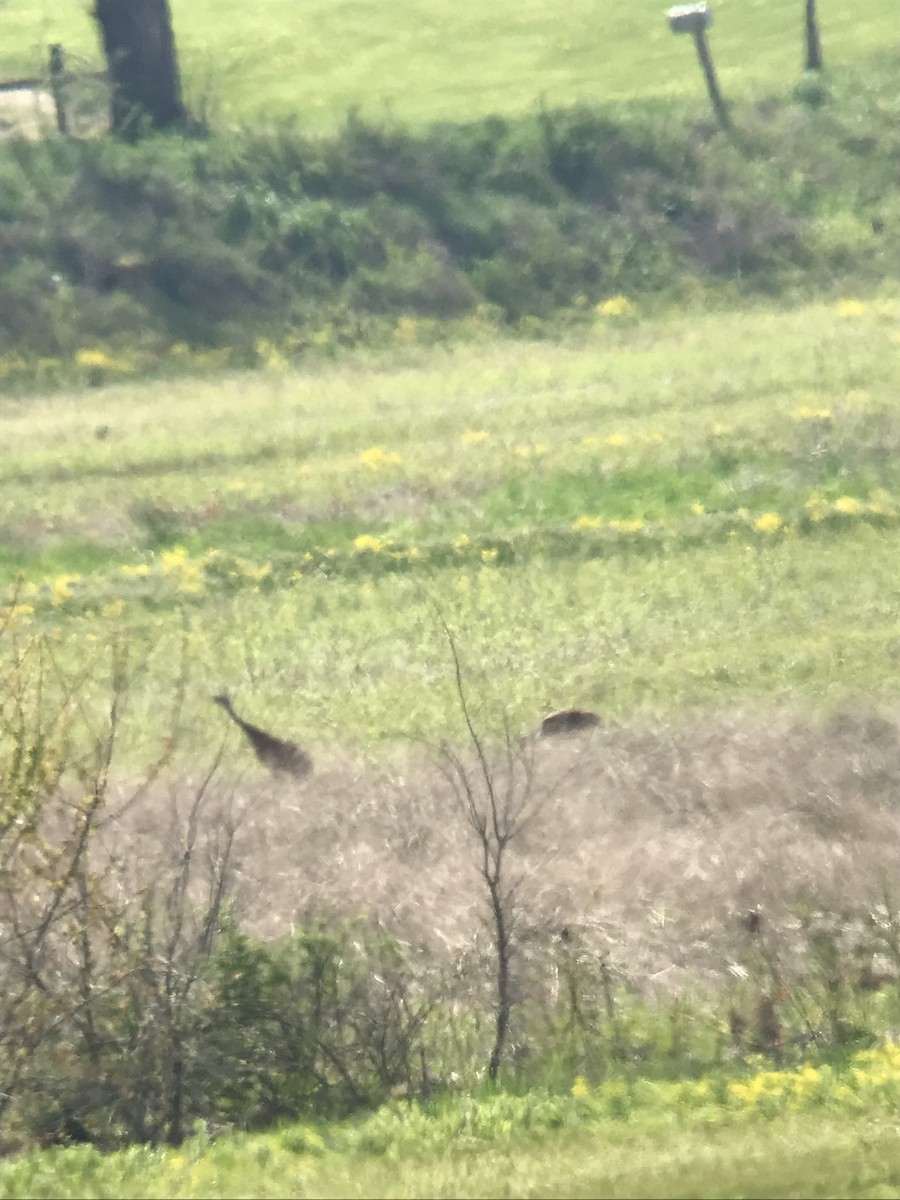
[203,919,435,1125]
[8,1052,900,1196]
[0,65,900,376]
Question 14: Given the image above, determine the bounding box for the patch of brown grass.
[109,702,900,993]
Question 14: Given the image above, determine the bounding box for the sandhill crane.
[212,693,313,779]
[537,709,602,737]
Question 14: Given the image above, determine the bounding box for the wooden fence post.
[49,44,68,134]
[692,26,730,130]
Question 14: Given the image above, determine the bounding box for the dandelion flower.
[754,512,782,535]
[836,299,866,318]
[359,446,402,471]
[75,348,112,369]
[461,429,489,447]
[255,338,288,370]
[834,495,862,515]
[804,493,830,522]
[792,406,832,421]
[50,573,81,605]
[571,1076,590,1098]
[353,534,385,553]
[596,296,635,318]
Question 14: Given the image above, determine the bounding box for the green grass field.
[8,1046,900,1198]
[2,0,898,128]
[3,293,900,761]
[4,4,900,1194]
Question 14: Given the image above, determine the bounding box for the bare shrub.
[0,624,440,1147]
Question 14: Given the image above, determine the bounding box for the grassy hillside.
[0,5,898,377]
[1,67,900,382]
[1,0,898,127]
[3,296,900,759]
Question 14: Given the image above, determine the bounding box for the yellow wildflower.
[161,546,188,573]
[572,515,603,531]
[792,405,832,421]
[833,495,862,515]
[102,600,126,618]
[754,512,782,534]
[867,489,897,516]
[359,446,402,471]
[690,502,705,516]
[255,338,288,370]
[353,534,385,553]
[804,493,830,522]
[461,429,489,447]
[2,604,34,622]
[242,561,272,582]
[596,295,635,318]
[571,1076,590,1098]
[605,433,628,448]
[608,518,644,533]
[836,299,866,318]
[75,348,112,369]
[481,548,499,564]
[452,533,471,551]
[120,563,151,577]
[50,573,81,605]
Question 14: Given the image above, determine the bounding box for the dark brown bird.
[212,693,313,779]
[537,709,602,738]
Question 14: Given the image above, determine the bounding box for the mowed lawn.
[2,296,900,762]
[1,0,897,128]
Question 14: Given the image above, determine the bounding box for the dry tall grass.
[111,702,900,995]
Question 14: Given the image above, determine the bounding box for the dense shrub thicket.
[1,67,899,363]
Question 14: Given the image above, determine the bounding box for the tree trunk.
[93,0,187,137]
[804,0,823,71]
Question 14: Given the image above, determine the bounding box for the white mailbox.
[667,3,713,34]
